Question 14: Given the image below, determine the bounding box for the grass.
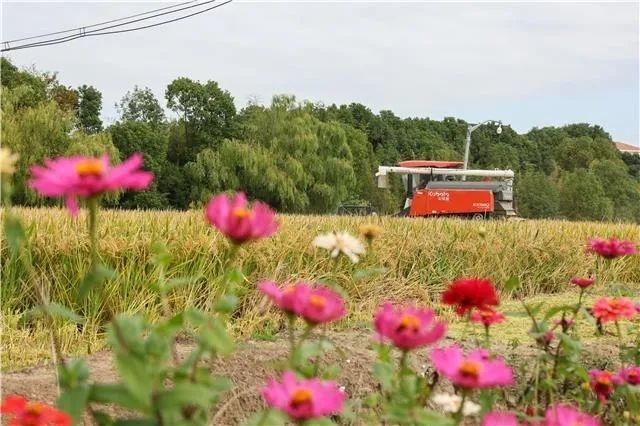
[2,207,639,370]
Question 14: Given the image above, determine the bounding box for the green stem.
[87,197,99,269]
[288,314,296,366]
[615,321,626,366]
[483,325,491,349]
[454,390,467,424]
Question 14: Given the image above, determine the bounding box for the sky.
[2,1,639,146]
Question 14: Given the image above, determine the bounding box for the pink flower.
[442,278,499,316]
[258,281,345,324]
[204,192,278,244]
[430,345,514,389]
[592,297,636,323]
[29,154,153,216]
[544,404,600,426]
[570,276,595,289]
[586,237,637,259]
[588,369,621,402]
[618,366,640,385]
[261,371,345,420]
[470,308,506,327]
[482,411,519,426]
[374,303,446,350]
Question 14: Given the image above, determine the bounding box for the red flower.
[586,237,637,259]
[570,276,595,289]
[470,308,505,327]
[1,395,71,426]
[442,278,499,316]
[588,370,621,402]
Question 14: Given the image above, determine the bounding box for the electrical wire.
[3,0,198,44]
[1,0,233,52]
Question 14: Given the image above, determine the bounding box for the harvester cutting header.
[375,120,516,219]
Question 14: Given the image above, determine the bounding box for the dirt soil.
[1,330,620,425]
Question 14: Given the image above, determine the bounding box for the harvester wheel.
[471,213,485,220]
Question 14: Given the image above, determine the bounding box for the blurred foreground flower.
[313,231,365,263]
[259,281,345,324]
[358,223,382,242]
[0,147,19,176]
[1,395,71,426]
[262,370,345,421]
[592,297,636,323]
[618,366,640,385]
[586,237,637,259]
[481,411,519,426]
[374,303,446,350]
[442,278,499,316]
[544,404,600,426]
[432,393,480,416]
[430,345,513,389]
[29,153,153,216]
[205,192,278,244]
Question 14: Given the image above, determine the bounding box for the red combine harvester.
[376,160,516,219]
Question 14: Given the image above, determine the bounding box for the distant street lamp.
[462,120,502,181]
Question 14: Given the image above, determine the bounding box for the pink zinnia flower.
[588,369,621,402]
[592,297,636,323]
[482,411,519,426]
[430,345,514,389]
[544,404,600,426]
[1,395,71,426]
[618,366,640,385]
[442,278,499,316]
[29,154,153,216]
[262,371,345,420]
[570,276,595,289]
[470,308,506,327]
[259,281,345,324]
[204,192,278,244]
[586,237,637,259]
[374,303,446,350]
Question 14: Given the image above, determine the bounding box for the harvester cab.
[376,160,516,219]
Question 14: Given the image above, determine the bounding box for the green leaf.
[504,275,521,292]
[373,361,394,391]
[58,358,90,388]
[157,383,222,411]
[57,385,90,423]
[4,214,26,254]
[114,354,153,409]
[579,307,597,327]
[293,340,334,367]
[199,318,233,355]
[112,420,157,426]
[78,263,116,300]
[45,302,84,324]
[413,409,456,426]
[90,411,114,426]
[89,384,144,410]
[543,305,575,321]
[214,295,239,313]
[244,409,287,426]
[304,418,336,426]
[164,275,202,292]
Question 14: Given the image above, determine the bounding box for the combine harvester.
[376,160,516,219]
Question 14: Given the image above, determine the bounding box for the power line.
[1,0,233,52]
[3,1,199,44]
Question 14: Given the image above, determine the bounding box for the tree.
[515,171,559,219]
[558,170,613,221]
[589,159,640,222]
[165,77,236,164]
[117,86,165,125]
[76,85,103,133]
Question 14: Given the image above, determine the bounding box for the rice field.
[2,208,639,370]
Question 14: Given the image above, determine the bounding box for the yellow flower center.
[398,314,420,332]
[26,402,44,415]
[232,207,251,219]
[309,295,326,309]
[596,376,611,386]
[291,388,313,406]
[75,159,104,177]
[459,360,482,378]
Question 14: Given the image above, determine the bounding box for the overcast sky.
[2,1,639,145]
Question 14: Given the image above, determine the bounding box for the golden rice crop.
[1,207,639,368]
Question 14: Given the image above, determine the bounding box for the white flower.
[312,231,365,263]
[432,393,480,416]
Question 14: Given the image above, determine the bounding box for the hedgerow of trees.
[2,57,639,222]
